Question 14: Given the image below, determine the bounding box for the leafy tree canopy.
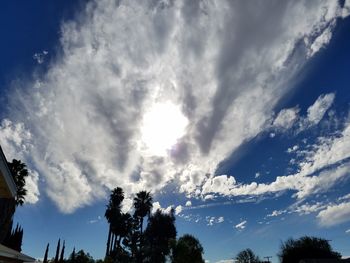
[278,236,341,263]
[236,248,260,263]
[68,249,94,263]
[171,234,205,263]
[7,159,28,206]
[144,209,177,263]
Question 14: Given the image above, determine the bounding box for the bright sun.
[141,102,189,156]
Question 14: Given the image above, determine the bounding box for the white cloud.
[235,220,247,230]
[308,27,333,57]
[202,175,236,196]
[202,121,350,200]
[317,201,350,226]
[216,260,234,263]
[293,202,326,215]
[305,93,335,127]
[25,170,40,204]
[0,119,40,204]
[204,194,215,200]
[346,229,350,234]
[342,0,350,18]
[121,198,133,213]
[33,50,48,64]
[273,107,299,130]
[175,205,182,215]
[88,215,102,224]
[0,119,32,160]
[185,200,192,207]
[206,216,224,226]
[287,145,299,153]
[4,0,349,212]
[267,210,286,217]
[151,202,162,214]
[151,201,178,215]
[338,193,350,201]
[207,216,215,226]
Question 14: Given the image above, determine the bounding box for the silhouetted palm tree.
[133,191,153,236]
[105,187,124,256]
[133,191,152,262]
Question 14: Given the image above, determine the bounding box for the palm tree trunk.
[139,217,144,263]
[117,235,122,249]
[105,226,112,257]
[113,233,117,251]
[110,233,115,253]
[140,217,143,235]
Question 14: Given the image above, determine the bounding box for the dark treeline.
[39,188,346,263]
[41,187,205,263]
[104,187,204,263]
[235,236,343,263]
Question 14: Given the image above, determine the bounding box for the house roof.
[0,244,35,262]
[0,146,16,198]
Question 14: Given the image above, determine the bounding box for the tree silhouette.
[59,240,65,263]
[133,191,153,262]
[69,250,94,263]
[55,239,61,263]
[171,234,205,263]
[7,159,28,206]
[105,187,124,256]
[69,248,76,263]
[144,209,177,263]
[103,187,205,263]
[122,216,140,260]
[43,243,49,263]
[235,248,260,263]
[133,191,153,236]
[278,236,341,263]
[3,223,23,252]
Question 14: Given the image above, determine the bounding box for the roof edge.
[0,244,35,262]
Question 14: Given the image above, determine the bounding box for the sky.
[1,0,350,262]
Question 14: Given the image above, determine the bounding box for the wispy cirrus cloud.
[1,0,349,213]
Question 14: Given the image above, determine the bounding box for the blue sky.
[1,1,350,263]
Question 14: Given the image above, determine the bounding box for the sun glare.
[141,102,188,156]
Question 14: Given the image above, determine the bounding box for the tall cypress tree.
[70,248,76,263]
[55,239,61,263]
[59,241,65,263]
[43,243,49,263]
[3,223,23,252]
